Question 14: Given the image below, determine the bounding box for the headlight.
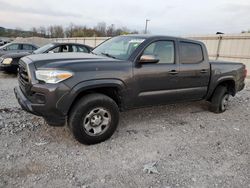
[35,69,73,84]
[2,58,12,65]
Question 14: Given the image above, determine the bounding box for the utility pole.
[144,19,150,34]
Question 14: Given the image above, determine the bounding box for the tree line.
[0,22,139,38]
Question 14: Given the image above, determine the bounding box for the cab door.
[133,40,182,107]
[177,41,210,100]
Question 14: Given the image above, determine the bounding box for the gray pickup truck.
[14,35,246,144]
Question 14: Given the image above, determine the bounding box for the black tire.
[210,85,230,113]
[68,93,119,145]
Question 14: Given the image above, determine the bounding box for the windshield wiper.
[101,53,117,59]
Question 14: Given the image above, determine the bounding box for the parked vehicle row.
[0,42,38,56]
[0,42,93,72]
[13,35,247,145]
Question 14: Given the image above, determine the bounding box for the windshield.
[92,36,146,60]
[0,43,11,50]
[33,43,55,54]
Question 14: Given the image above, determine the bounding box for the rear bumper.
[238,82,245,92]
[14,86,67,126]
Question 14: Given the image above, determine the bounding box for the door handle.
[200,69,208,73]
[169,70,178,75]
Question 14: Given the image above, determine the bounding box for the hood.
[1,51,31,59]
[23,52,121,69]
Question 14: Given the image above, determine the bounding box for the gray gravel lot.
[0,71,249,188]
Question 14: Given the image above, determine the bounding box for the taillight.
[244,69,247,78]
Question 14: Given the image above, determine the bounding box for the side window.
[61,45,70,52]
[142,41,175,64]
[71,45,77,52]
[180,42,203,64]
[23,44,33,50]
[6,44,19,50]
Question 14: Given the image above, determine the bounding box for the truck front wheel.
[68,93,119,145]
[210,85,230,113]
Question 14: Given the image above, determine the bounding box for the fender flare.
[206,76,236,99]
[56,79,127,115]
[71,79,126,94]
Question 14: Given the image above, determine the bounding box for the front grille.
[18,61,30,92]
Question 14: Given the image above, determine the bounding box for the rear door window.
[23,44,34,50]
[76,45,88,52]
[70,45,89,53]
[180,42,203,64]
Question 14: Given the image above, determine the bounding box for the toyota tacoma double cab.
[14,35,247,145]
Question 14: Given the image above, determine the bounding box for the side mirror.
[48,50,54,53]
[139,55,159,64]
[3,48,7,51]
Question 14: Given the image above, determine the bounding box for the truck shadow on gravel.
[120,101,209,126]
[0,99,231,145]
[1,100,211,143]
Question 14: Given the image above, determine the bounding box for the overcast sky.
[0,0,250,35]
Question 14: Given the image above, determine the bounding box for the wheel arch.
[58,79,127,116]
[207,78,236,101]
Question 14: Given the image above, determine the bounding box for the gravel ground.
[0,71,249,188]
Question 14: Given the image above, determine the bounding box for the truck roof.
[124,34,204,45]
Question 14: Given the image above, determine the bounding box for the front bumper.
[14,86,34,114]
[14,83,70,126]
[0,63,11,67]
[0,63,18,72]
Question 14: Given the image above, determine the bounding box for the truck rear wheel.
[68,93,119,145]
[210,85,230,113]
